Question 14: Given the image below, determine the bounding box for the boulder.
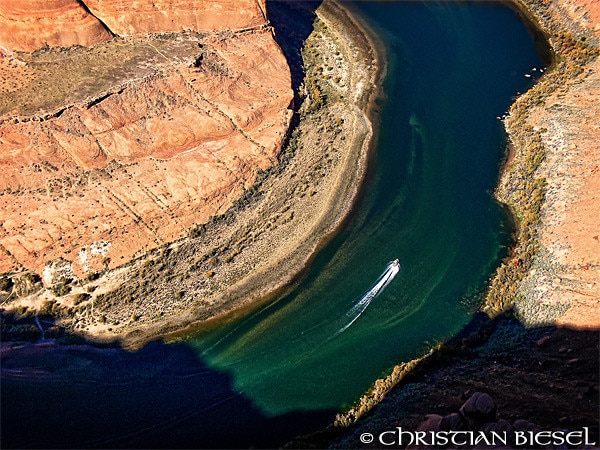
[440,412,470,431]
[512,419,541,433]
[416,414,443,432]
[481,419,516,447]
[460,392,497,428]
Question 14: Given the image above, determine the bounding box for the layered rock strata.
[0,0,113,52]
[0,2,293,281]
[83,0,268,36]
[0,0,268,53]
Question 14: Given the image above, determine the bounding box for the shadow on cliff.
[266,0,323,110]
[1,311,335,449]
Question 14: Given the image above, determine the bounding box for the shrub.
[23,272,41,285]
[72,293,91,306]
[0,277,13,291]
[52,281,72,297]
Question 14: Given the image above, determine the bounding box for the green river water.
[186,0,546,415]
[1,2,546,448]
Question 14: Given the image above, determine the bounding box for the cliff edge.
[0,0,269,52]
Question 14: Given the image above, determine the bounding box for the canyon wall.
[0,1,293,280]
[0,0,268,53]
[493,0,600,328]
[0,0,113,52]
[83,0,268,36]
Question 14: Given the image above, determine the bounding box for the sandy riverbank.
[1,0,385,348]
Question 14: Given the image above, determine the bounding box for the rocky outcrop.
[408,392,594,449]
[0,29,292,276]
[83,0,268,36]
[0,0,268,53]
[0,0,113,52]
[0,0,293,281]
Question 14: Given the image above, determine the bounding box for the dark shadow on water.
[1,312,335,449]
[288,311,600,448]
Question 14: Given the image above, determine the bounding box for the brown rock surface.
[561,0,600,36]
[84,0,268,36]
[0,0,112,52]
[0,0,269,53]
[505,0,600,328]
[0,26,292,278]
[528,56,600,328]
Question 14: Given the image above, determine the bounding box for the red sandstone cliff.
[0,0,113,52]
[84,0,268,36]
[0,1,292,280]
[0,0,270,53]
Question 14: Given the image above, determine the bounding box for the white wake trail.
[337,261,400,334]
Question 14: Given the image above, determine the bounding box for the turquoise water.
[185,1,546,416]
[1,2,546,448]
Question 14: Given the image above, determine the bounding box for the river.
[1,2,546,448]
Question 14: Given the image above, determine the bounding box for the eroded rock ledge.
[0,30,292,277]
[0,0,268,52]
[0,0,294,337]
[0,0,292,279]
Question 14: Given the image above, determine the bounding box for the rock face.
[528,56,600,329]
[84,0,268,36]
[0,2,293,278]
[501,0,600,328]
[0,0,268,53]
[0,0,113,52]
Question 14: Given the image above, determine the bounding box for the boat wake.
[204,260,401,370]
[337,259,400,334]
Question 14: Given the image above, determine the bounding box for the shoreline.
[2,0,597,446]
[485,0,600,326]
[307,0,600,436]
[0,0,387,349]
[133,1,388,348]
